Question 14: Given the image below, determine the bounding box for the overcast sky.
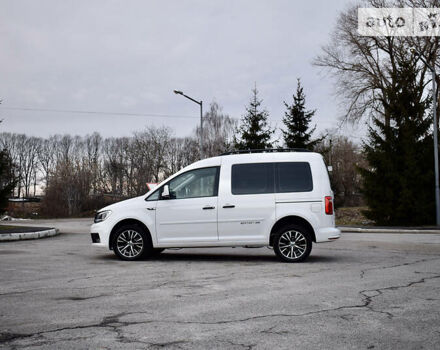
[0,0,365,141]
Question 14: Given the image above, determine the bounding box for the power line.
[0,106,198,119]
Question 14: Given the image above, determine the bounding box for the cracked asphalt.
[0,219,439,349]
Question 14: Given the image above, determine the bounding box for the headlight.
[94,210,112,223]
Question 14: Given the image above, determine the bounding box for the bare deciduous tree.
[133,126,172,184]
[314,0,440,127]
[195,102,237,157]
[102,137,126,196]
[85,132,103,195]
[165,136,199,177]
[39,136,59,190]
[0,133,40,197]
[315,133,366,207]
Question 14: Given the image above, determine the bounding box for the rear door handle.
[203,206,215,210]
[223,205,235,209]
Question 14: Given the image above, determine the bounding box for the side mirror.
[162,185,170,199]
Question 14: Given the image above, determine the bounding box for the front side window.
[146,189,160,201]
[231,163,274,195]
[167,167,219,200]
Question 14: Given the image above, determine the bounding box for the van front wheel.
[273,225,312,262]
[113,225,152,261]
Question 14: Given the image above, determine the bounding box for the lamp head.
[173,90,183,95]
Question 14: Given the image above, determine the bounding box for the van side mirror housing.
[162,185,170,199]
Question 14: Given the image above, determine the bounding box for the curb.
[0,228,60,242]
[340,227,440,234]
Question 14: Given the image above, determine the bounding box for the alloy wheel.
[278,230,307,260]
[116,230,144,258]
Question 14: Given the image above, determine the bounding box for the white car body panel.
[155,196,218,244]
[217,156,275,243]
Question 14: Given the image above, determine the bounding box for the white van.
[90,149,340,262]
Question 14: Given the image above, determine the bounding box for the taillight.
[325,196,333,215]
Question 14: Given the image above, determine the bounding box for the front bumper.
[90,222,111,249]
[91,232,100,243]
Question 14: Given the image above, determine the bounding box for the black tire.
[273,224,312,262]
[112,224,153,261]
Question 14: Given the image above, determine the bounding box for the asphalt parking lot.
[0,219,439,349]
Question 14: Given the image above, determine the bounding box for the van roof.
[184,149,323,172]
[221,148,312,155]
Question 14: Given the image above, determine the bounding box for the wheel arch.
[269,215,316,246]
[109,219,153,250]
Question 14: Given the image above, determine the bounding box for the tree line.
[0,102,236,216]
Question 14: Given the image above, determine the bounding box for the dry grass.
[335,207,374,226]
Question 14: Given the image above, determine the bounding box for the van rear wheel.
[273,224,312,262]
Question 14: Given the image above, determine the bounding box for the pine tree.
[282,79,322,149]
[234,86,274,150]
[358,60,435,226]
[0,150,16,212]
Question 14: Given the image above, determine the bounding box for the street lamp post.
[412,48,440,226]
[173,90,203,159]
[431,66,440,226]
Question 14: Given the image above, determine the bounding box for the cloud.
[0,0,358,139]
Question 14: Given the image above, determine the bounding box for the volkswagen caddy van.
[90,149,340,262]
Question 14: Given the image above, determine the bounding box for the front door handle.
[203,206,215,210]
[147,207,156,211]
[223,204,235,209]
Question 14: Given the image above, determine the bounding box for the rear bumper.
[316,227,341,242]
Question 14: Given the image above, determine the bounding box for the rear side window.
[276,162,313,193]
[231,161,313,195]
[231,163,274,195]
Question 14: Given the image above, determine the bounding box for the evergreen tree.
[0,149,16,212]
[282,79,322,149]
[234,86,274,150]
[359,60,435,226]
